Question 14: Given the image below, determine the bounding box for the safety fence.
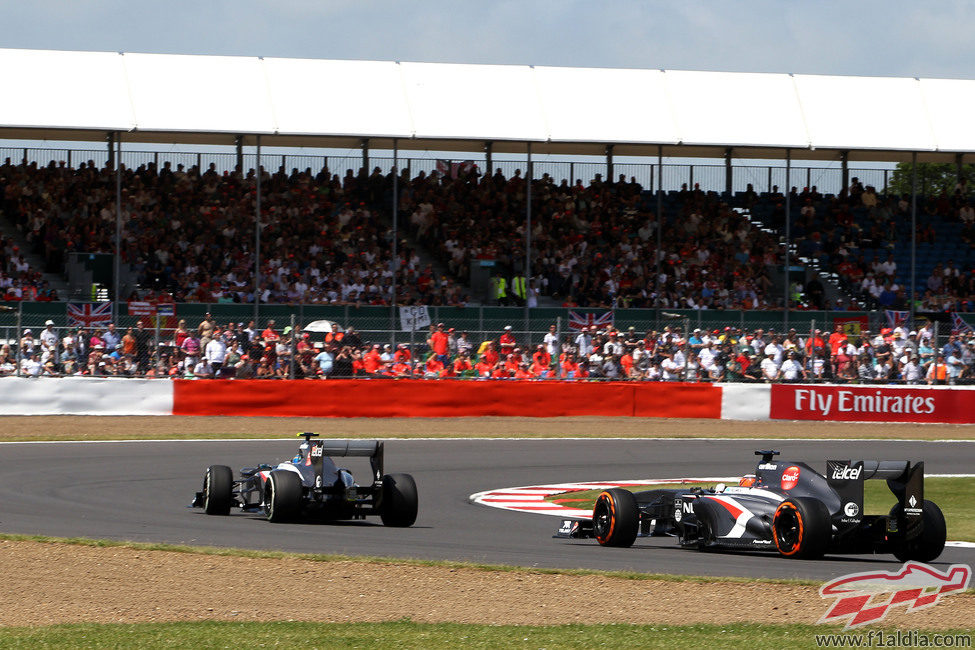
[2,301,972,381]
[1,144,894,196]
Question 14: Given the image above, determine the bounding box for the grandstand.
[1,49,974,381]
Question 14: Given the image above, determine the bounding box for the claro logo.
[793,388,936,417]
[781,466,801,490]
[832,465,862,480]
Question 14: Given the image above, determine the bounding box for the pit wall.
[1,377,972,423]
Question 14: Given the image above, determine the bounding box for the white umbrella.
[303,320,343,333]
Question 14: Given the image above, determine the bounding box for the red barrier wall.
[172,379,723,419]
[770,384,975,424]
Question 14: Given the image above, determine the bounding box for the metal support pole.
[485,141,492,180]
[606,144,614,183]
[725,148,733,196]
[361,138,369,174]
[106,132,115,170]
[114,133,122,319]
[390,139,399,341]
[525,143,533,331]
[656,146,663,302]
[254,137,262,323]
[784,149,791,329]
[767,166,772,193]
[235,135,244,173]
[289,313,296,380]
[841,151,849,195]
[15,302,22,377]
[910,152,918,322]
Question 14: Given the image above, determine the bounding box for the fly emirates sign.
[769,385,974,423]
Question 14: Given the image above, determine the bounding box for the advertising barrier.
[172,379,723,419]
[770,384,975,424]
[0,377,972,423]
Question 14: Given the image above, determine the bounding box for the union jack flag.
[66,302,113,329]
[951,311,974,335]
[568,310,615,331]
[884,310,910,330]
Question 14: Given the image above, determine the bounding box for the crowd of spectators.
[0,157,469,308]
[3,315,973,385]
[2,156,973,315]
[751,178,975,313]
[2,157,787,312]
[1,235,59,301]
[403,169,783,310]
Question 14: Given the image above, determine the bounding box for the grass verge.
[4,620,966,650]
[545,478,975,541]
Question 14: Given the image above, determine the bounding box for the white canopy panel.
[0,49,132,131]
[533,66,679,145]
[2,48,975,158]
[400,62,546,142]
[665,71,809,148]
[918,78,975,153]
[123,53,275,134]
[264,58,412,138]
[793,74,935,152]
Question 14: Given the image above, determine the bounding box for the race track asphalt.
[1,438,973,581]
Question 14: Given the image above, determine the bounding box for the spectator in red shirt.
[394,343,412,364]
[828,325,848,356]
[559,353,580,378]
[429,322,449,364]
[453,352,473,376]
[532,344,551,371]
[261,320,280,342]
[424,355,445,378]
[499,325,516,355]
[362,344,383,374]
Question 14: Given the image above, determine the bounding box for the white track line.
[2,437,975,445]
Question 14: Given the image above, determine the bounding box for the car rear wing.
[827,459,924,541]
[319,439,384,483]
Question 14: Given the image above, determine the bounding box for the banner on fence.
[568,310,614,331]
[833,314,869,339]
[399,306,431,331]
[66,302,113,329]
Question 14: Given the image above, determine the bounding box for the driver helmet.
[293,442,310,463]
[739,474,757,487]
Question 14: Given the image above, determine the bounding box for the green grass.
[544,478,975,541]
[1,620,954,650]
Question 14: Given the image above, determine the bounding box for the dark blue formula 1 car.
[192,433,417,526]
[556,451,946,561]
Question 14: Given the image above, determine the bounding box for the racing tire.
[380,473,418,527]
[264,470,303,523]
[203,465,233,516]
[771,497,830,559]
[592,488,639,548]
[889,500,947,563]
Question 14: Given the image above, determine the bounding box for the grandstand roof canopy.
[2,47,975,163]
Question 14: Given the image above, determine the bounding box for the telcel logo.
[832,465,861,480]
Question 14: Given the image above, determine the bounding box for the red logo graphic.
[819,562,971,629]
[780,466,800,490]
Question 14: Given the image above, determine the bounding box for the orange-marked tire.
[593,488,639,548]
[772,497,830,559]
